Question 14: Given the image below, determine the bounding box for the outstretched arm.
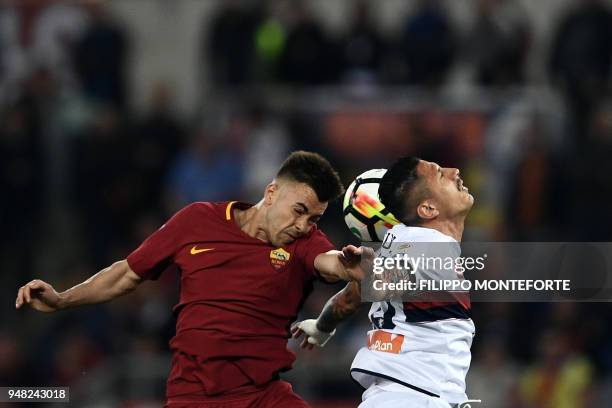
[291,280,362,349]
[15,260,142,312]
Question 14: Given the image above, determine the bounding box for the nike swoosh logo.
[190,246,214,255]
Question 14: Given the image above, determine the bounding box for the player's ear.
[416,200,438,220]
[264,181,279,206]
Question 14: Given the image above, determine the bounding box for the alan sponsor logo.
[270,248,291,269]
[367,331,404,354]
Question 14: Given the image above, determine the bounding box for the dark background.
[2,0,612,406]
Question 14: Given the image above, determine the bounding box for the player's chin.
[455,191,473,208]
[278,233,296,245]
[465,192,475,206]
[452,191,470,204]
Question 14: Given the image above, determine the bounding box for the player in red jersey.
[15,151,366,407]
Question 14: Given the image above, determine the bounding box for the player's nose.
[294,218,307,233]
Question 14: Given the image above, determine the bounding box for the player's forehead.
[281,181,327,214]
[417,160,441,178]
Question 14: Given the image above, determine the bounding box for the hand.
[291,319,336,350]
[15,279,62,312]
[338,245,375,281]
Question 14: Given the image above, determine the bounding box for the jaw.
[279,235,294,246]
[269,230,292,247]
[460,198,474,219]
[448,195,474,220]
[466,192,475,207]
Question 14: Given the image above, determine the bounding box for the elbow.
[110,260,141,298]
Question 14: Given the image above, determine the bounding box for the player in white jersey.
[293,157,475,408]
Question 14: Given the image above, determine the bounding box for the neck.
[233,200,269,243]
[419,218,465,242]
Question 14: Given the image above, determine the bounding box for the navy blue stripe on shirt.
[403,302,471,323]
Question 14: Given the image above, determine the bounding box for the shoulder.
[387,225,455,243]
[178,201,229,217]
[167,202,227,227]
[295,225,335,256]
[386,224,409,241]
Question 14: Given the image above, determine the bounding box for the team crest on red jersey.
[270,248,291,269]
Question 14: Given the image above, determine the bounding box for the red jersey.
[126,201,335,397]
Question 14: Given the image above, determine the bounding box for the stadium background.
[2,0,612,406]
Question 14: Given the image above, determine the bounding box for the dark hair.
[378,157,425,225]
[276,151,345,202]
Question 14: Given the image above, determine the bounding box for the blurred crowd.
[2,0,612,407]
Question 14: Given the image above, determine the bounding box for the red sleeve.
[126,204,197,280]
[300,228,335,280]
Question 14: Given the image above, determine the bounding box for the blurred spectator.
[164,122,245,211]
[3,2,612,405]
[549,0,612,134]
[0,0,88,103]
[517,328,593,408]
[278,1,335,85]
[206,0,260,85]
[0,332,28,385]
[242,103,290,201]
[30,0,89,84]
[253,2,286,83]
[131,82,184,215]
[73,1,128,107]
[0,97,43,242]
[51,331,105,385]
[0,68,50,280]
[467,0,530,86]
[398,0,456,86]
[467,336,518,407]
[562,105,612,240]
[594,379,612,407]
[412,111,465,165]
[339,1,385,84]
[508,132,552,239]
[0,2,23,103]
[71,106,136,263]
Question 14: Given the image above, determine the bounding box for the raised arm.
[291,280,362,349]
[15,260,142,312]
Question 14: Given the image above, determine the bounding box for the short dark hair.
[378,157,426,225]
[276,151,345,202]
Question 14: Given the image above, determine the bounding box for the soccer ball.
[343,169,400,242]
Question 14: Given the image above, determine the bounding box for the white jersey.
[351,225,475,404]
